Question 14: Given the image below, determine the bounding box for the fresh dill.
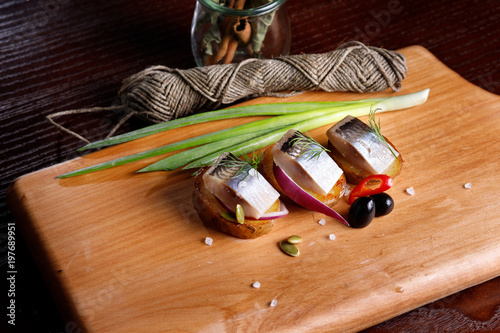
[242,150,264,172]
[368,107,398,158]
[218,151,263,180]
[289,132,330,160]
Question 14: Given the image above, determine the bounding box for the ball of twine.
[47,41,407,143]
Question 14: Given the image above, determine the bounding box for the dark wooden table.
[2,0,499,332]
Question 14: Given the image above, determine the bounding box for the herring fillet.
[203,153,280,219]
[272,130,343,196]
[326,115,399,174]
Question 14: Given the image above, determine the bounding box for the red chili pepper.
[348,175,393,205]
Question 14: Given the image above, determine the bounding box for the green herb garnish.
[242,150,264,172]
[368,107,398,159]
[289,132,329,160]
[219,152,263,181]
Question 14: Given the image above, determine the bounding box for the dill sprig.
[368,107,398,159]
[219,151,263,180]
[242,150,264,172]
[289,132,330,160]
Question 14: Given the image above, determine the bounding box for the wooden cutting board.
[7,46,500,333]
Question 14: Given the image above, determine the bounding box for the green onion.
[78,101,357,151]
[137,129,279,172]
[59,106,364,178]
[136,103,378,173]
[161,89,430,171]
[182,106,372,169]
[58,89,429,178]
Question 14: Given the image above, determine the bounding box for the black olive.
[348,197,375,228]
[370,193,394,217]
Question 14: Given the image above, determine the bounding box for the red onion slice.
[273,163,350,227]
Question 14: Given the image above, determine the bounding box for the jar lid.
[197,0,287,17]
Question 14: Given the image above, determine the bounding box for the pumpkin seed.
[287,235,303,244]
[280,240,300,257]
[221,212,235,221]
[236,204,245,224]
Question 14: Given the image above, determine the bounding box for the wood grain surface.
[1,0,499,332]
[7,45,500,332]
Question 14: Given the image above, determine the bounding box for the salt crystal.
[205,237,213,246]
[249,168,258,177]
[464,182,472,189]
[238,180,248,187]
[406,187,415,195]
[252,281,261,289]
[394,285,405,293]
[344,184,352,197]
[318,218,326,226]
[329,234,336,240]
[270,299,278,307]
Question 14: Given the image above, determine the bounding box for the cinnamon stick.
[207,0,248,65]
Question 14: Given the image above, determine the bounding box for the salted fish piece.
[203,153,280,219]
[272,130,343,196]
[326,115,399,175]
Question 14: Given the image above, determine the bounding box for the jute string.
[47,41,407,143]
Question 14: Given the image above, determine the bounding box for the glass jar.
[191,0,291,66]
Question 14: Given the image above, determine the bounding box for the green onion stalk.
[58,89,429,178]
[78,101,361,151]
